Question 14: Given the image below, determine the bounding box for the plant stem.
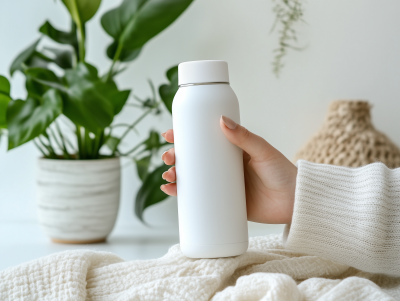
[271,0,304,77]
[110,123,134,128]
[118,106,154,142]
[77,26,85,62]
[125,103,143,108]
[39,135,57,158]
[48,127,64,156]
[92,129,103,159]
[119,140,143,156]
[42,132,57,156]
[70,0,86,62]
[55,121,72,159]
[76,125,83,159]
[105,42,123,82]
[34,139,48,158]
[85,130,93,158]
[97,130,105,158]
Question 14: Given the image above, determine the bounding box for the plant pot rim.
[38,156,120,163]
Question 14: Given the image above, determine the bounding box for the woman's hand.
[160,116,297,224]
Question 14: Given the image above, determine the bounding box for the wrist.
[285,166,297,224]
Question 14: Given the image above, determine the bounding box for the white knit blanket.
[1,235,399,300]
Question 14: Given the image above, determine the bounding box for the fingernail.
[221,115,237,130]
[161,150,168,161]
[160,185,166,192]
[162,171,167,180]
[161,132,166,139]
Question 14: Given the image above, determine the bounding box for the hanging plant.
[270,0,305,77]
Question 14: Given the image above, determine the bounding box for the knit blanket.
[1,235,399,301]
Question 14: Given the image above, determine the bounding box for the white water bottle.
[172,60,248,258]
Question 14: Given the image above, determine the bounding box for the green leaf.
[25,77,47,102]
[39,20,78,46]
[0,75,11,96]
[39,20,79,62]
[135,154,152,181]
[7,89,63,149]
[159,65,178,113]
[105,136,120,153]
[25,68,59,84]
[0,75,11,128]
[135,164,170,222]
[44,47,74,69]
[24,68,64,100]
[9,39,44,76]
[143,130,168,152]
[95,80,130,115]
[0,94,11,129]
[64,80,114,133]
[101,0,193,61]
[106,41,141,62]
[61,0,102,25]
[0,76,12,128]
[63,63,128,132]
[64,62,98,85]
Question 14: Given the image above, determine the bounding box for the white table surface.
[0,222,284,271]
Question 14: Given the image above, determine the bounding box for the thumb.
[220,115,276,162]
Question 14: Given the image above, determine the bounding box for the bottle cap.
[178,60,229,86]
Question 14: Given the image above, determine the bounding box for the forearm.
[283,160,400,276]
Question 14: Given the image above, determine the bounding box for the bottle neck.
[179,82,229,87]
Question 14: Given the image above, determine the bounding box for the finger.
[220,115,278,162]
[161,129,174,143]
[160,183,177,196]
[162,166,176,183]
[161,148,175,165]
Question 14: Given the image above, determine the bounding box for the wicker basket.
[294,100,400,168]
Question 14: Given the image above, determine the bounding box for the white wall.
[1,0,400,234]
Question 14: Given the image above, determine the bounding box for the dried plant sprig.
[271,0,305,77]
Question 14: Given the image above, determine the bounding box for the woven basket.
[294,100,400,168]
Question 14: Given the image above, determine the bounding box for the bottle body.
[172,83,248,258]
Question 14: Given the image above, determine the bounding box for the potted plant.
[0,0,190,243]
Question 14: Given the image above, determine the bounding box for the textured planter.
[37,157,121,243]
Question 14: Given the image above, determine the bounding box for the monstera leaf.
[159,66,178,113]
[22,63,129,134]
[24,67,63,101]
[43,47,74,69]
[39,19,77,67]
[39,20,78,58]
[62,62,130,132]
[9,39,53,76]
[10,36,74,76]
[106,43,142,62]
[7,89,63,149]
[101,0,193,62]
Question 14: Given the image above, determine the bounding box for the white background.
[1,0,400,236]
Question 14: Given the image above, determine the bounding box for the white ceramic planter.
[37,157,120,243]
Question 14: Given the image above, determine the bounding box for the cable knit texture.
[284,160,400,277]
[1,160,400,300]
[1,234,399,300]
